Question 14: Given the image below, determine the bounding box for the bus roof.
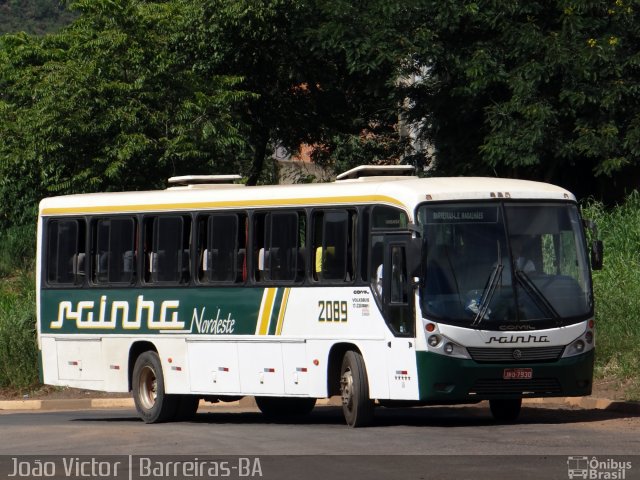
[39,176,576,219]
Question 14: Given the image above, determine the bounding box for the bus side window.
[144,215,191,285]
[359,208,370,282]
[269,212,299,282]
[198,213,241,283]
[387,244,412,335]
[46,218,86,286]
[370,236,385,296]
[390,246,408,304]
[92,217,136,285]
[253,213,266,282]
[369,205,409,293]
[371,205,408,230]
[255,211,304,283]
[237,215,249,282]
[312,209,353,282]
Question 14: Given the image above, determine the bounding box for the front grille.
[467,346,565,363]
[469,378,562,395]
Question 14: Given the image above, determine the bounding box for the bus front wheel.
[340,351,374,427]
[132,351,178,423]
[489,398,522,423]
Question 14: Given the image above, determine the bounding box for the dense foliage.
[315,0,640,200]
[0,0,252,227]
[2,0,639,228]
[583,194,640,399]
[0,0,407,226]
[184,0,404,185]
[403,0,640,201]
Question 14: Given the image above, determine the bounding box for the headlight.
[563,330,595,358]
[426,335,470,359]
[422,321,471,359]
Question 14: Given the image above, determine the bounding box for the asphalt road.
[1,403,639,480]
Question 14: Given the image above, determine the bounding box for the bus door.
[380,234,420,399]
[379,233,417,336]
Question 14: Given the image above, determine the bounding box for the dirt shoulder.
[591,378,638,402]
[0,378,635,402]
[0,385,129,401]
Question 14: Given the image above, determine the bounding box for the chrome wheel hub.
[340,368,353,409]
[138,366,157,410]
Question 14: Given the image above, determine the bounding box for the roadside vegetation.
[0,225,38,391]
[583,194,640,400]
[1,197,639,399]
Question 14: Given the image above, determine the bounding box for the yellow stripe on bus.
[40,195,404,216]
[275,288,291,336]
[258,288,277,335]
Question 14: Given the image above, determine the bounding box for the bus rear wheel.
[489,398,522,423]
[340,351,374,427]
[132,351,178,423]
[255,396,316,419]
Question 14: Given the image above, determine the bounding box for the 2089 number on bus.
[318,300,348,322]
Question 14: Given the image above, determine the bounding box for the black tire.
[340,350,374,427]
[174,395,200,421]
[489,398,522,423]
[132,351,178,423]
[255,396,316,419]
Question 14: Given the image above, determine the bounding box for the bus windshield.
[417,202,592,329]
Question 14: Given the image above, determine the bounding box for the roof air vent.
[167,175,244,189]
[336,165,415,181]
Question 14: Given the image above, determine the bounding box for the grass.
[0,224,36,277]
[1,197,640,399]
[0,225,38,391]
[0,272,39,390]
[583,193,640,400]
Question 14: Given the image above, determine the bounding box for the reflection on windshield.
[417,202,592,328]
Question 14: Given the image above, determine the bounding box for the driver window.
[370,235,384,296]
[369,205,408,296]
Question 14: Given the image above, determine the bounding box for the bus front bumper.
[416,349,594,402]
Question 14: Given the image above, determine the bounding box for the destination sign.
[424,206,499,224]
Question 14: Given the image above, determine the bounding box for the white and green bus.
[36,165,602,426]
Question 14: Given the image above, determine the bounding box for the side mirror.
[591,240,603,271]
[406,237,423,277]
[583,219,603,271]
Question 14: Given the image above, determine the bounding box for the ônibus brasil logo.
[567,456,632,480]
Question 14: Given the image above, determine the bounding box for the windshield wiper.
[514,269,560,323]
[472,262,503,327]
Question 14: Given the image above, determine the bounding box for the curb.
[1,395,638,414]
[0,398,135,411]
[0,396,341,412]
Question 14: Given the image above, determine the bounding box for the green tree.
[305,0,418,174]
[0,0,250,227]
[403,1,640,199]
[188,0,406,184]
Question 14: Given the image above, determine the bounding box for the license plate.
[503,368,532,380]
